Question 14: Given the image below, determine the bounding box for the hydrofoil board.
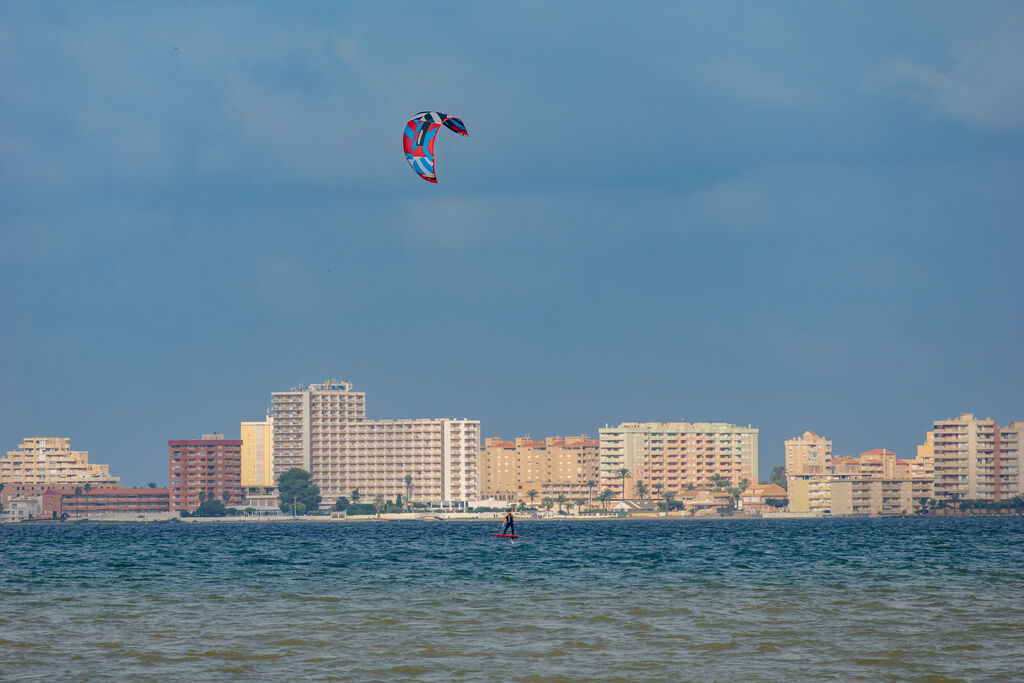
[493,534,519,538]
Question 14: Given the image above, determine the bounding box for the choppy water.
[2,517,1023,681]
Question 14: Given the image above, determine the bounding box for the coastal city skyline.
[2,373,1021,488]
[4,374,1019,500]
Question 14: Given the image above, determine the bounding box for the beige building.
[788,446,934,515]
[784,430,832,475]
[932,413,1022,502]
[830,478,917,515]
[1,437,120,487]
[599,421,758,498]
[240,416,273,487]
[479,435,599,504]
[912,432,935,479]
[272,380,479,507]
[739,483,787,513]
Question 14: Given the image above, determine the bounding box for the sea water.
[2,517,1023,681]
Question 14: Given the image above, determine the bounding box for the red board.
[493,534,519,538]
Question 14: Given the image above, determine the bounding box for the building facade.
[43,487,171,519]
[479,435,599,504]
[784,430,832,475]
[271,380,479,507]
[168,434,243,512]
[1,437,120,487]
[240,416,273,487]
[598,421,758,498]
[932,413,1022,502]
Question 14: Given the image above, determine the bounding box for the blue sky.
[2,2,1022,485]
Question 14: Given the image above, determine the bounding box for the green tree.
[333,496,350,512]
[197,497,227,517]
[147,482,158,489]
[374,494,385,518]
[83,481,92,516]
[278,468,322,515]
[555,494,568,515]
[565,500,576,516]
[351,489,361,505]
[617,467,631,499]
[709,474,730,491]
[599,488,615,510]
[575,498,587,514]
[541,496,555,513]
[405,474,414,511]
[527,489,539,507]
[653,482,664,498]
[663,490,676,512]
[586,480,597,509]
[769,466,788,491]
[634,480,648,500]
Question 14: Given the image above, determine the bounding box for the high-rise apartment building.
[479,435,599,503]
[0,437,120,487]
[271,380,479,507]
[932,413,1022,502]
[168,434,243,512]
[240,415,273,487]
[784,430,832,475]
[598,421,758,497]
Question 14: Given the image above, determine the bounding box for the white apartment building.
[271,380,479,507]
[598,421,758,497]
[932,413,1022,502]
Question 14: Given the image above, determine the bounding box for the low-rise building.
[41,487,171,519]
[739,483,787,513]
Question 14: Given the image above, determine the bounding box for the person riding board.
[501,508,515,536]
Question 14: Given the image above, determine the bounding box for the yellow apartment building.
[240,416,273,487]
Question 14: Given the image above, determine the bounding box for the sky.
[2,2,1022,486]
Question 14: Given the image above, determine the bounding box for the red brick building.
[168,435,243,512]
[42,487,171,518]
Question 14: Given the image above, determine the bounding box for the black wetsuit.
[502,512,515,535]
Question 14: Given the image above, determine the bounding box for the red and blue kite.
[403,111,468,183]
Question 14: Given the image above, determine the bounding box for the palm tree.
[83,482,92,516]
[599,489,615,510]
[634,480,648,500]
[541,497,555,514]
[405,474,414,511]
[147,482,158,489]
[663,490,676,512]
[585,480,597,509]
[737,478,751,494]
[526,489,539,507]
[565,501,575,516]
[709,474,730,491]
[555,494,568,515]
[374,494,385,519]
[769,466,787,491]
[575,498,587,514]
[653,482,664,498]
[617,467,631,500]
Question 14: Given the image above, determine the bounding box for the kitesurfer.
[501,508,515,536]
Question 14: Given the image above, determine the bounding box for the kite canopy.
[403,111,468,183]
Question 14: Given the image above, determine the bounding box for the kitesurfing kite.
[403,111,468,183]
